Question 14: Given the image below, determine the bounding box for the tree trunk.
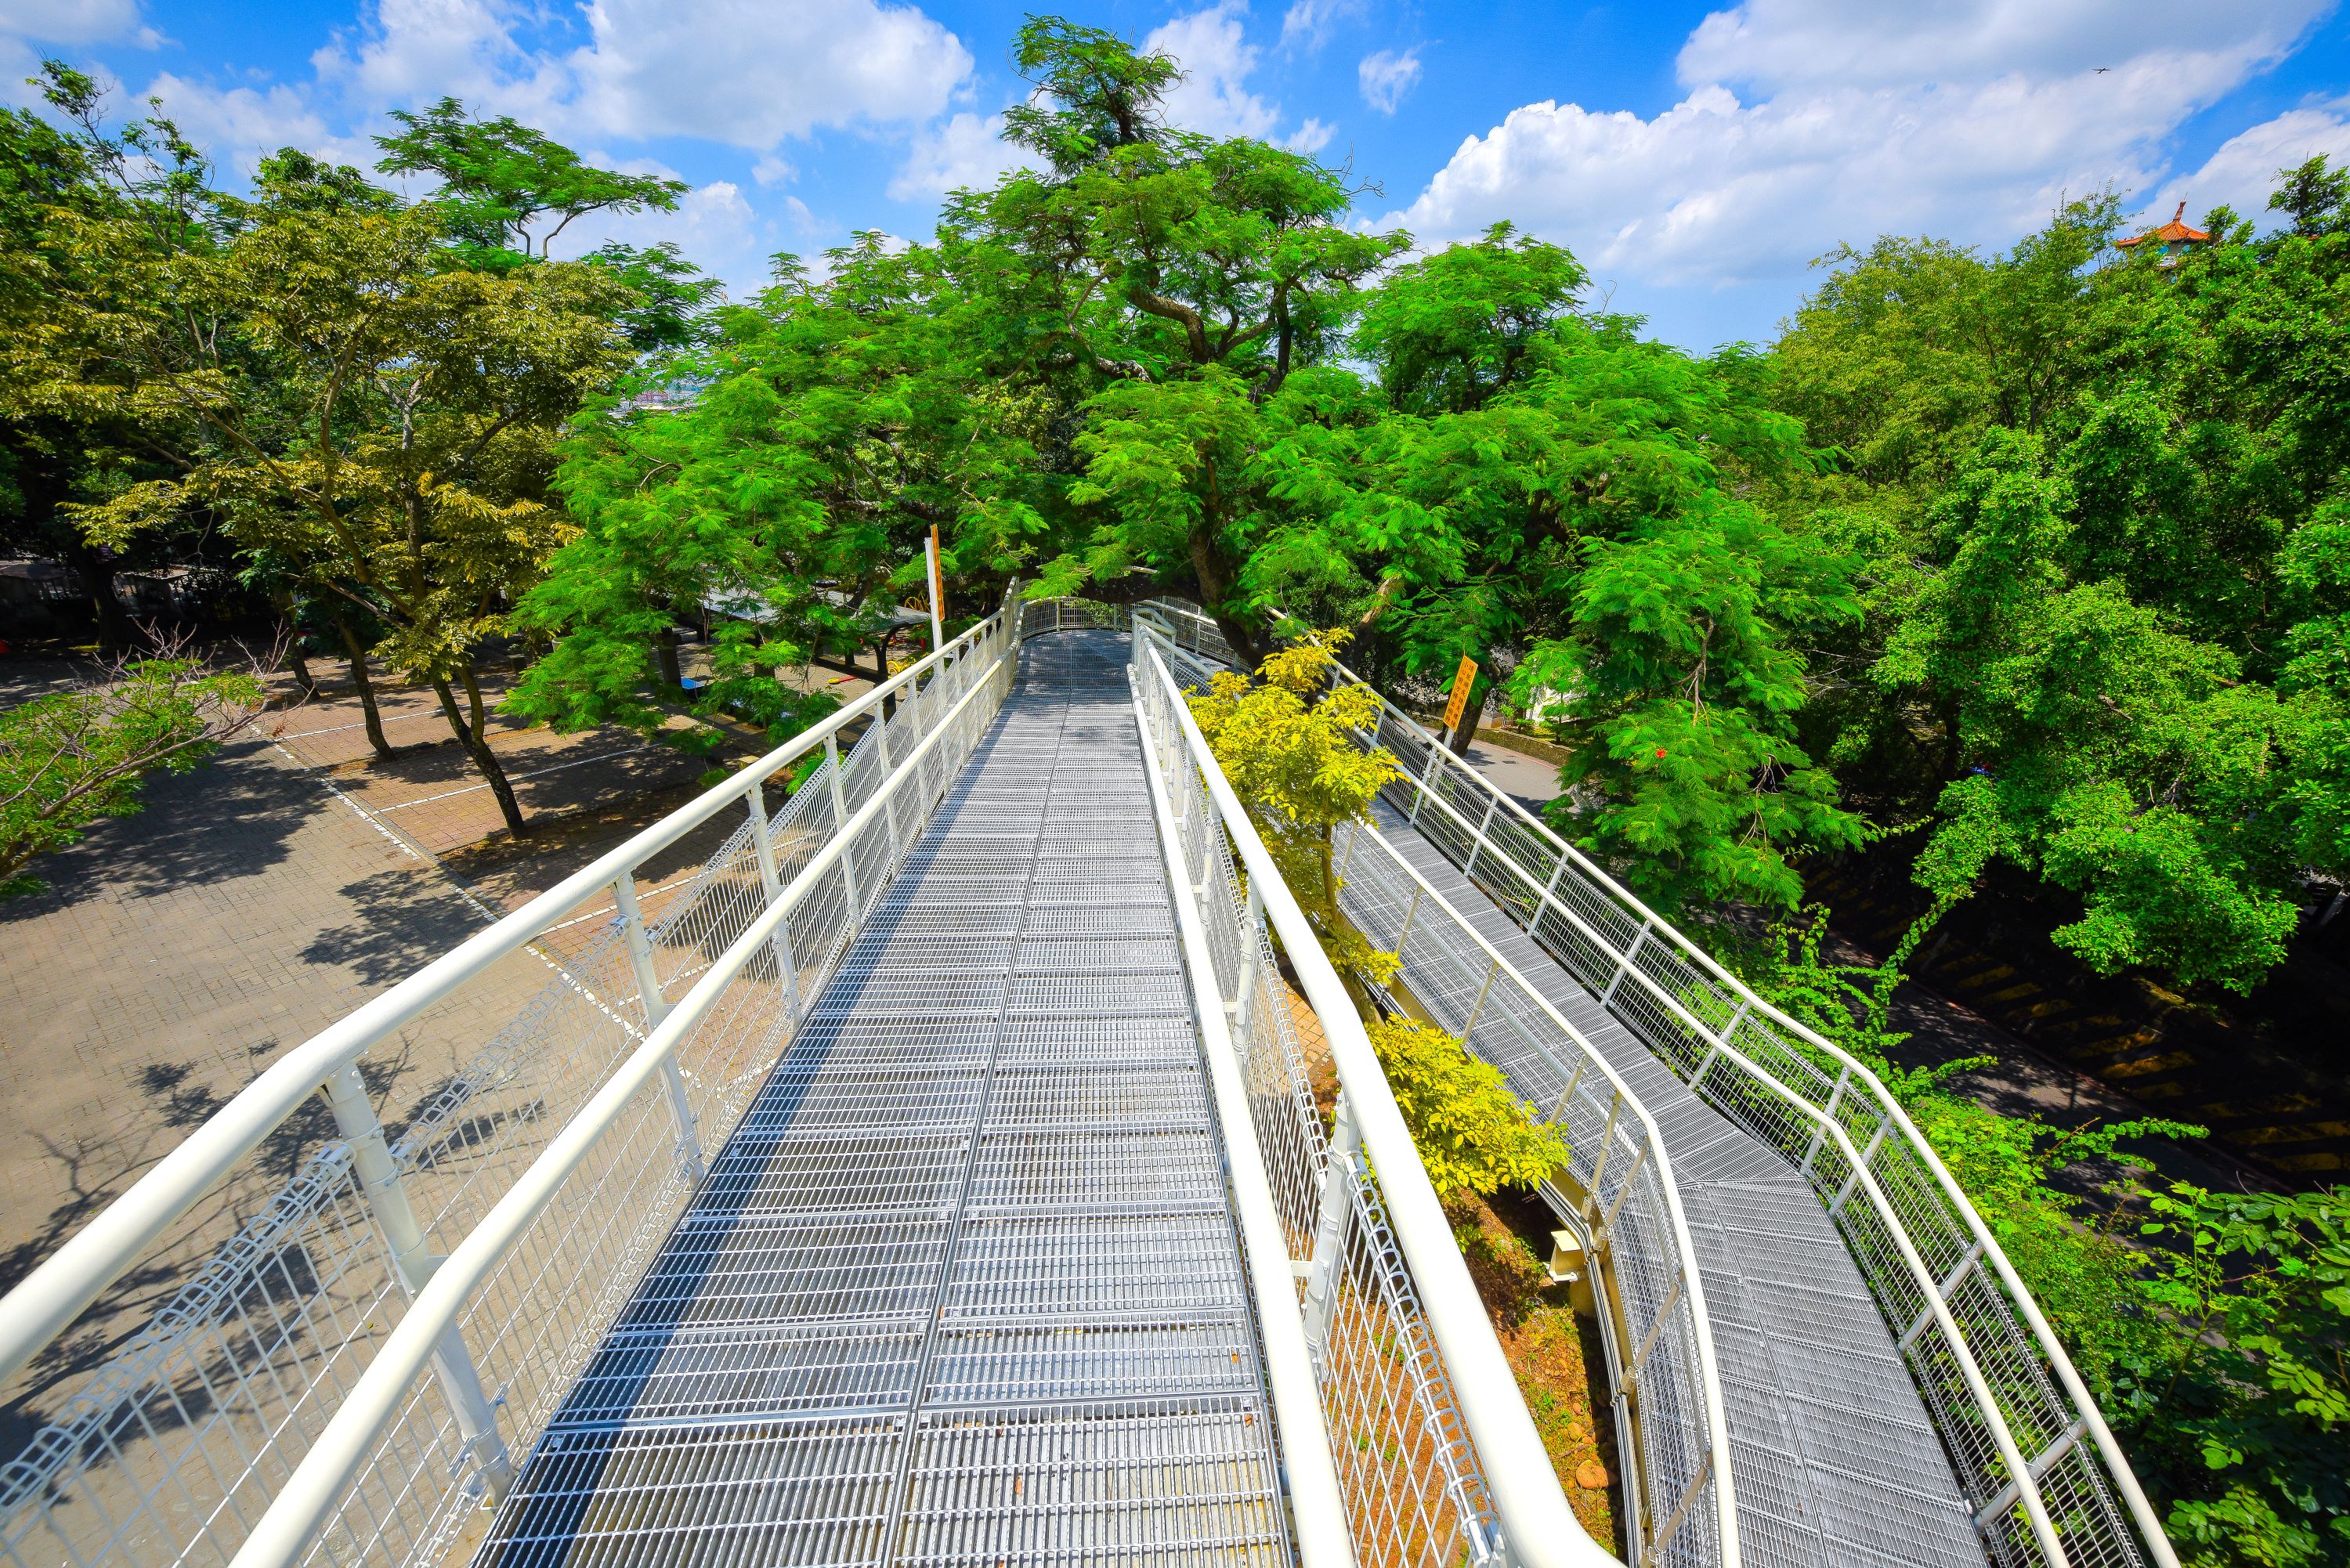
[331,612,396,760]
[655,627,685,695]
[458,661,488,741]
[269,591,317,699]
[431,674,528,839]
[1187,518,1264,667]
[60,537,138,652]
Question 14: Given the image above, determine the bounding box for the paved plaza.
[0,659,736,1445]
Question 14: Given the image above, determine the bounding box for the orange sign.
[1441,656,1479,732]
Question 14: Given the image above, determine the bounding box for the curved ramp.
[475,633,1290,1566]
[1350,802,1983,1568]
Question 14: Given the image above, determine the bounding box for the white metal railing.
[0,596,1024,1568]
[1330,811,1738,1568]
[1321,654,2177,1568]
[1126,623,1612,1568]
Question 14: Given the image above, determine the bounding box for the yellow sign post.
[1441,656,1479,734]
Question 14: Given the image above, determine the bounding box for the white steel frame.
[1310,638,2178,1568]
[1330,811,1740,1568]
[1129,626,1611,1568]
[0,597,1025,1568]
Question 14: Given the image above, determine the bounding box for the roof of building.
[2117,201,2211,248]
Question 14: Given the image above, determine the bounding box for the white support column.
[613,871,706,1187]
[1300,1093,1361,1364]
[746,781,801,1019]
[1406,742,1441,823]
[747,780,783,903]
[1461,956,1501,1039]
[824,734,862,919]
[1463,797,1499,877]
[322,1066,514,1504]
[1600,923,1651,1006]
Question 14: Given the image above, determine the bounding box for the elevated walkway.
[477,634,1288,1568]
[478,632,1288,1564]
[1350,801,1982,1568]
[0,597,2175,1568]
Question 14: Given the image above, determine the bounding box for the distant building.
[2116,202,2211,267]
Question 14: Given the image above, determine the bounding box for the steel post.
[1300,1093,1361,1364]
[322,1065,514,1504]
[613,871,706,1186]
[824,734,862,918]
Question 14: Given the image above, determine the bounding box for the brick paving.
[0,657,732,1439]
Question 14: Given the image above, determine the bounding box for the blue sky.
[9,0,2348,349]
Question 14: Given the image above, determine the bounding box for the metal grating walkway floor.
[1360,801,1985,1568]
[475,632,1288,1568]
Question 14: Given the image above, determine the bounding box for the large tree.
[1768,172,2350,992]
[53,123,634,836]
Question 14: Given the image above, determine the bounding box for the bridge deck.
[475,633,1287,1568]
[1359,801,1985,1568]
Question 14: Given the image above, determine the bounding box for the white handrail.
[0,609,1010,1389]
[1133,683,1357,1568]
[1136,637,1614,1568]
[225,628,1018,1568]
[1345,816,1741,1568]
[1325,655,2178,1568]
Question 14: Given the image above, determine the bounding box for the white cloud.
[1149,3,1280,140]
[1287,117,1335,153]
[1278,0,1363,52]
[2136,103,2350,233]
[0,0,160,47]
[1147,3,1332,152]
[752,154,795,187]
[562,0,971,148]
[1388,0,2339,299]
[1678,0,2330,91]
[143,72,378,179]
[1358,48,1420,115]
[889,110,1038,200]
[302,0,970,150]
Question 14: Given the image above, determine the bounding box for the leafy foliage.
[1183,630,1398,974]
[0,650,263,894]
[1367,1015,1570,1202]
[1770,179,2350,993]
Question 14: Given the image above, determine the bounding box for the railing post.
[747,779,783,903]
[1600,923,1651,1006]
[1395,883,1423,952]
[873,697,905,864]
[1464,797,1499,878]
[1406,742,1441,824]
[1462,956,1501,1039]
[1300,1093,1361,1365]
[824,734,862,919]
[613,871,707,1187]
[746,779,804,1018]
[322,1065,514,1504]
[1230,877,1266,1042]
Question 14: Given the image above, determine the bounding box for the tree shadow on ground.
[298,864,487,986]
[0,739,323,918]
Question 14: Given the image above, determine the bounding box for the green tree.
[59,146,634,836]
[374,98,687,267]
[514,234,1017,745]
[0,645,265,894]
[1368,1015,1569,1203]
[1184,630,1399,971]
[1766,170,2350,993]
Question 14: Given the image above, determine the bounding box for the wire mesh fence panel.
[1329,818,1730,1568]
[0,620,1024,1568]
[1133,636,1504,1568]
[1319,656,2166,1568]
